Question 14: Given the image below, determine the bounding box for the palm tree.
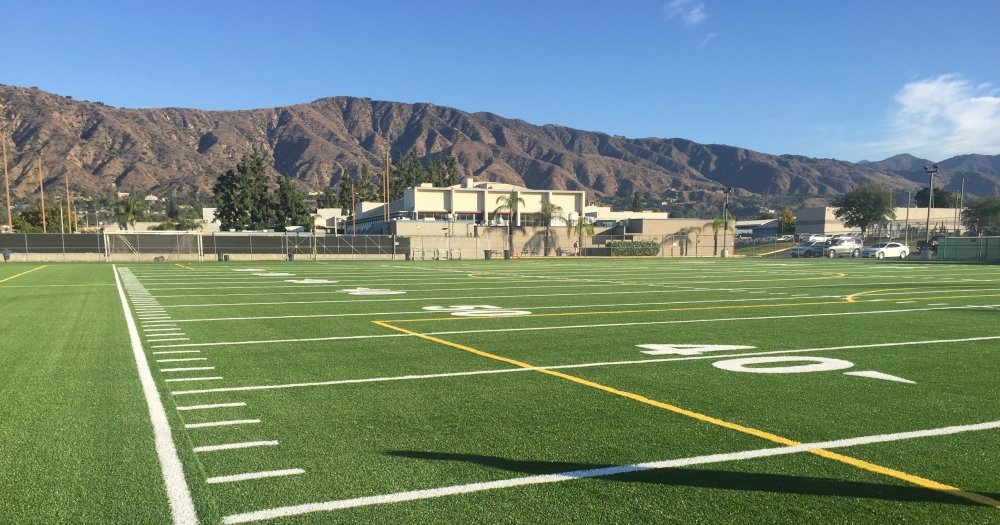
[567,214,595,256]
[705,213,735,256]
[539,201,563,255]
[494,191,525,253]
[677,226,702,256]
[114,195,146,231]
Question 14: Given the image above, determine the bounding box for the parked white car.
[860,242,909,259]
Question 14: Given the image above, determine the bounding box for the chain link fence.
[4,230,995,262]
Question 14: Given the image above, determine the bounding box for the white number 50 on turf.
[423,305,532,317]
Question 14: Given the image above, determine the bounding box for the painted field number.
[423,305,532,317]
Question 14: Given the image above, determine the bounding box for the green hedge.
[608,240,660,256]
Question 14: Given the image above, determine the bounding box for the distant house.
[144,195,159,202]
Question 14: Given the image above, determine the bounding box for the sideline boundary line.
[223,420,1000,523]
[113,265,197,525]
[373,320,998,509]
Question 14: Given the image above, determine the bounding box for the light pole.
[922,164,938,259]
[721,187,732,257]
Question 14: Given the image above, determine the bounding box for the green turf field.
[2,258,1000,524]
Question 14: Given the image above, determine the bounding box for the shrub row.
[608,240,660,256]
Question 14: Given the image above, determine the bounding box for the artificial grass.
[5,258,1000,523]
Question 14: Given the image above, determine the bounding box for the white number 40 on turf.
[423,305,532,317]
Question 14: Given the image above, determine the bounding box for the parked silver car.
[790,241,825,258]
[823,237,863,258]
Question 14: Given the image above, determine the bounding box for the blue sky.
[3,1,998,162]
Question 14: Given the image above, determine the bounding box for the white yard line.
[207,468,304,485]
[177,401,247,412]
[160,367,216,372]
[153,350,202,355]
[113,265,197,525]
[176,402,246,411]
[194,441,280,453]
[185,419,260,429]
[165,376,224,383]
[170,334,1000,396]
[157,357,208,362]
[150,304,1000,349]
[222,419,1000,524]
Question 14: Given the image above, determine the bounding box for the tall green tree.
[316,171,340,209]
[11,203,63,233]
[336,169,356,219]
[961,196,1000,230]
[356,164,379,202]
[914,187,958,208]
[115,194,147,230]
[779,207,796,234]
[831,184,895,238]
[212,149,272,230]
[273,175,310,231]
[631,191,644,212]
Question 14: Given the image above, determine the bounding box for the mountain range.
[1,85,997,216]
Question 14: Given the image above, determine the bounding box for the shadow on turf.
[387,451,998,506]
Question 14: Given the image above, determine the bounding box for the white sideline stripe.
[176,402,246,411]
[151,304,999,349]
[113,265,197,524]
[147,338,191,342]
[206,468,304,484]
[185,419,260,429]
[222,420,1000,524]
[160,367,216,372]
[145,328,184,332]
[194,441,280,453]
[171,334,1000,396]
[165,376,224,383]
[157,357,208,362]
[153,350,202,355]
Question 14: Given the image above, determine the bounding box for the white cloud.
[871,74,1000,160]
[665,0,707,27]
[698,32,719,48]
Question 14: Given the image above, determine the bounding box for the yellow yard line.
[0,283,115,288]
[846,288,916,303]
[372,319,1000,508]
[0,265,47,285]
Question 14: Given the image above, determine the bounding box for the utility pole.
[721,187,732,257]
[64,172,74,233]
[904,191,911,247]
[922,164,937,259]
[383,146,390,223]
[37,156,47,234]
[2,139,11,231]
